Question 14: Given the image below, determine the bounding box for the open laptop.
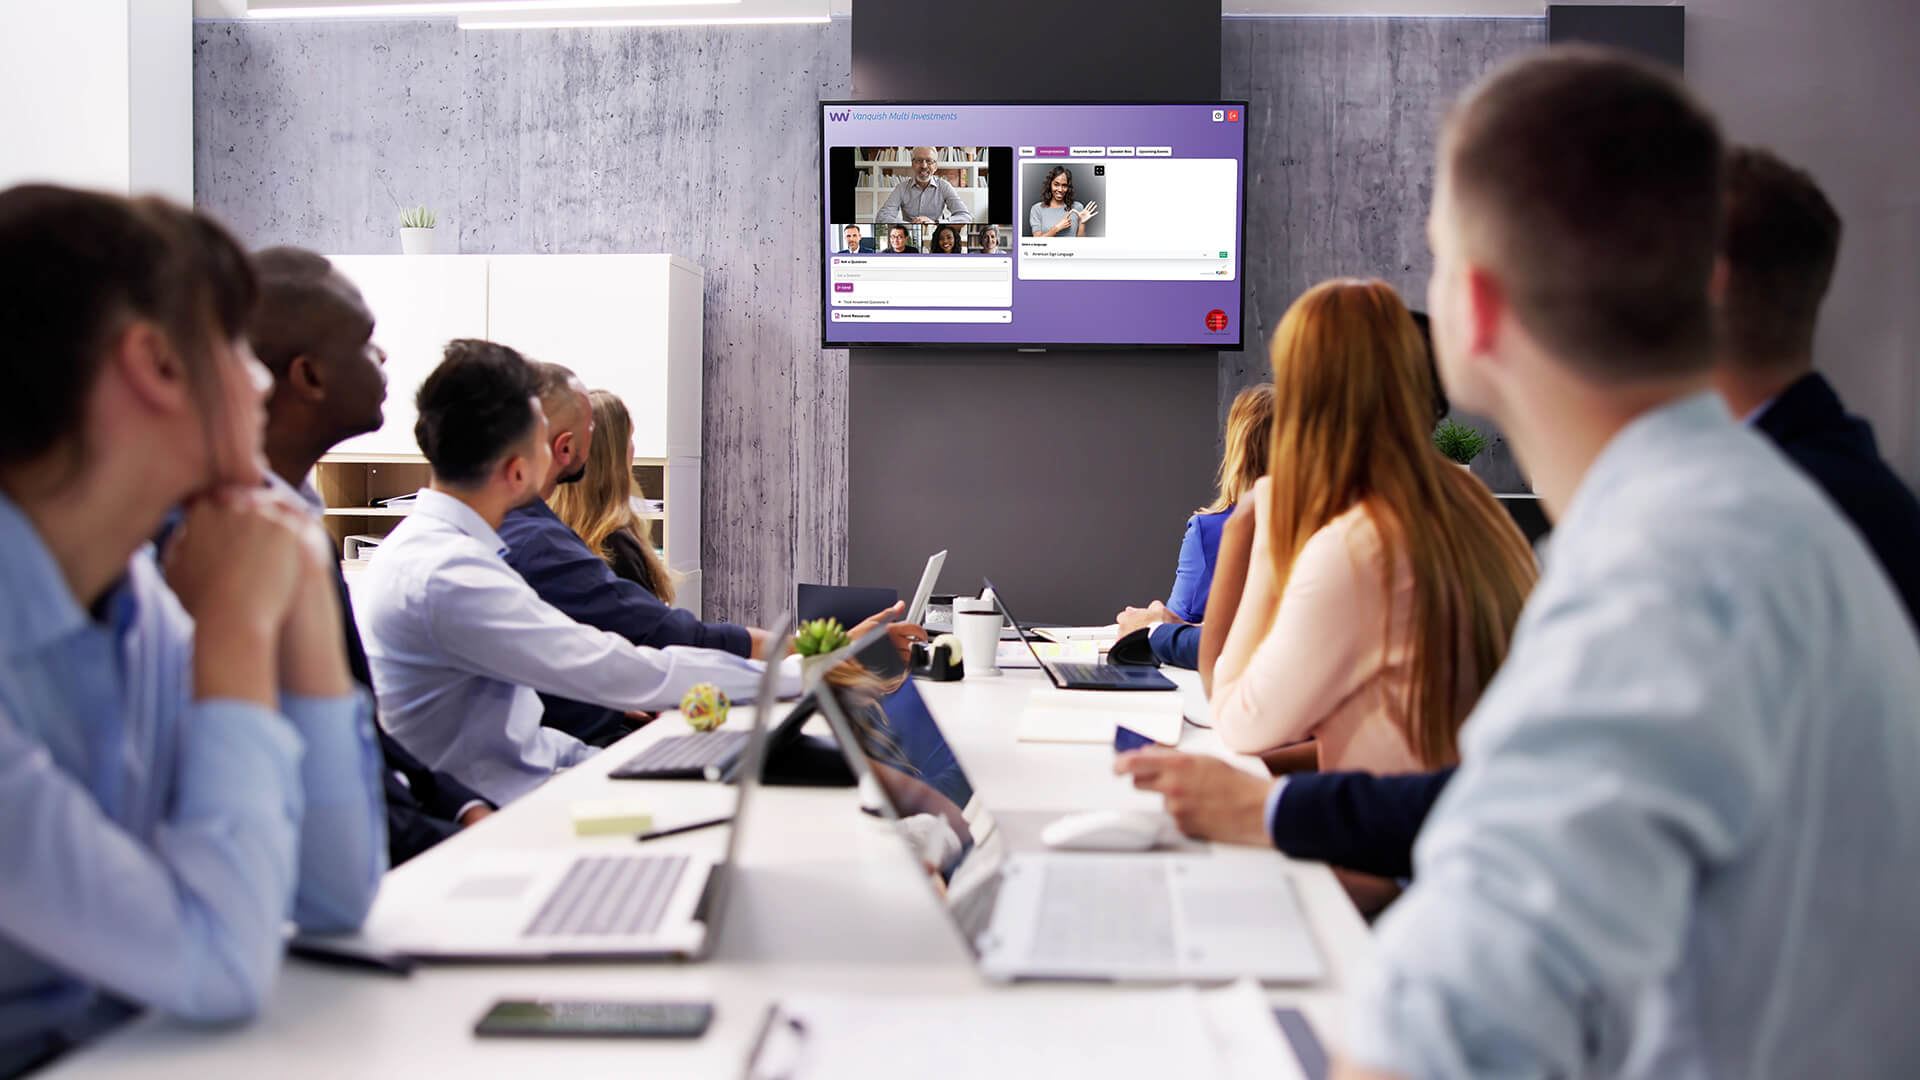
[369,615,793,962]
[813,676,1323,983]
[986,578,1176,691]
[609,620,892,781]
[906,550,947,624]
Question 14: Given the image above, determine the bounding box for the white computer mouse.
[1040,809,1174,852]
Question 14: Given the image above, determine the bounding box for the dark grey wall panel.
[846,0,1222,626]
[1225,15,1543,493]
[1548,4,1685,70]
[193,18,851,626]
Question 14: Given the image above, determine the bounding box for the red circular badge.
[1205,309,1229,332]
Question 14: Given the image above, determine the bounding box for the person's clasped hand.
[1115,600,1179,638]
[1114,748,1273,847]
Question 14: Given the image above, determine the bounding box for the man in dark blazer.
[252,246,492,865]
[1710,146,1920,630]
[1120,145,1920,878]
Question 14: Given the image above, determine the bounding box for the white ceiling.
[196,0,850,16]
[198,0,1572,18]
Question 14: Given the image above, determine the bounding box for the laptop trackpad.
[448,872,537,902]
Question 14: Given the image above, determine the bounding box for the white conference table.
[48,666,1373,1078]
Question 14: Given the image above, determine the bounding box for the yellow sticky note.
[570,799,655,837]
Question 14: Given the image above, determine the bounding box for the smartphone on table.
[474,999,714,1039]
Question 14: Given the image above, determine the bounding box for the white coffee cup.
[953,600,1002,678]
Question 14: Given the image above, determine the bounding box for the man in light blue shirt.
[0,186,384,1074]
[1337,50,1920,1079]
[874,146,973,224]
[357,339,798,805]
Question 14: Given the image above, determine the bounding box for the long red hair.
[1265,279,1537,767]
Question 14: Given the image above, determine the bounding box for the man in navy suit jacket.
[1710,146,1920,630]
[1122,146,1920,877]
[499,363,766,747]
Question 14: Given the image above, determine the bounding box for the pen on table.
[635,815,734,843]
[287,941,415,976]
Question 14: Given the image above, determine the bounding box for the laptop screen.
[814,674,1010,949]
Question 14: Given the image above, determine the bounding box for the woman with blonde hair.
[549,389,675,604]
[1114,384,1275,660]
[1202,278,1536,774]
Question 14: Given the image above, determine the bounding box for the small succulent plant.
[1433,418,1489,465]
[793,617,851,657]
[398,205,439,229]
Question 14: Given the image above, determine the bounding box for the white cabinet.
[314,254,704,608]
[328,255,489,458]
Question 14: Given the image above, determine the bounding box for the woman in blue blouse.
[1115,384,1275,665]
[0,186,385,1073]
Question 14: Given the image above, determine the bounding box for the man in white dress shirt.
[874,146,972,224]
[356,338,797,804]
[1337,48,1920,1080]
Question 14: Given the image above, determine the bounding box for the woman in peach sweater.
[1202,279,1537,774]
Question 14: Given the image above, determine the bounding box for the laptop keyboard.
[522,854,690,938]
[1026,859,1178,969]
[612,731,747,777]
[1052,662,1118,684]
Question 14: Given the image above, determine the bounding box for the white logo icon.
[1212,109,1224,122]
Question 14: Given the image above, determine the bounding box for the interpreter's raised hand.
[1113,748,1273,847]
[1076,201,1099,223]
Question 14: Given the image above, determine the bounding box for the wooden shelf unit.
[313,456,672,558]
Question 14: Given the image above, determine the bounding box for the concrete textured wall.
[193,18,851,627]
[1224,15,1544,491]
[193,15,1541,621]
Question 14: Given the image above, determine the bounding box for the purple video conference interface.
[821,102,1246,348]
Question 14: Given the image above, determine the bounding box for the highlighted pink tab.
[1036,146,1069,157]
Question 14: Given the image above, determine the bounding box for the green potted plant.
[792,617,852,686]
[1433,418,1489,469]
[398,205,440,255]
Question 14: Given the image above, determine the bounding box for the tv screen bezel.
[818,98,1250,352]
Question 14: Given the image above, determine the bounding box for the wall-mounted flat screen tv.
[821,101,1248,350]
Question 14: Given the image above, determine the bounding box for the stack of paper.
[1030,624,1122,644]
[743,981,1305,1080]
[996,639,1101,669]
[1015,688,1185,745]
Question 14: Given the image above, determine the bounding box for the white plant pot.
[399,226,439,255]
[800,653,836,688]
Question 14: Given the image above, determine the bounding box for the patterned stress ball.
[680,683,730,732]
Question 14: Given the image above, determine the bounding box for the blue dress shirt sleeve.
[1166,516,1211,623]
[0,696,306,1025]
[1147,622,1201,669]
[503,509,750,657]
[280,690,387,932]
[423,548,795,718]
[1347,571,1774,1079]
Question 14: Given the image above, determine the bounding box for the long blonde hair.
[1265,279,1536,768]
[549,389,674,604]
[1199,384,1276,514]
